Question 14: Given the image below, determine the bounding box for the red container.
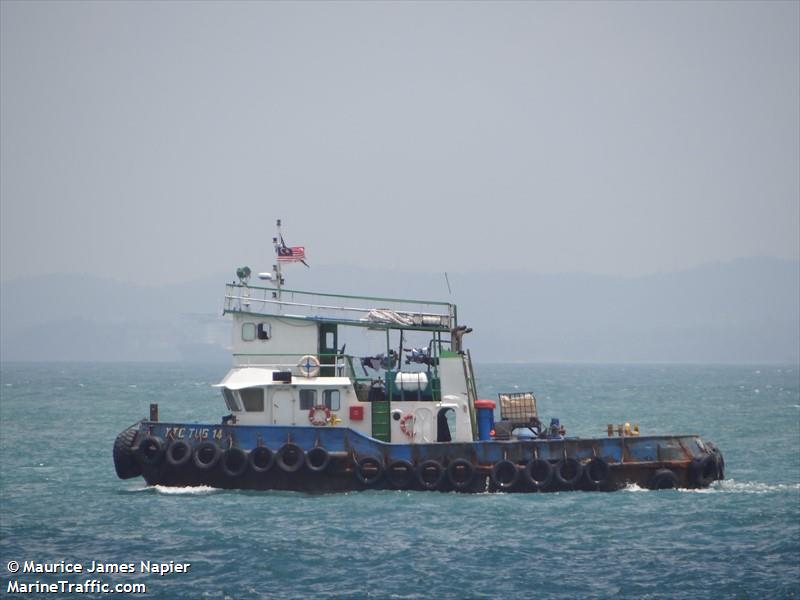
[349,405,364,421]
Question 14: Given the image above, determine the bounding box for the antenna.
[444,272,452,295]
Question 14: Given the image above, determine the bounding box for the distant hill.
[1,257,797,363]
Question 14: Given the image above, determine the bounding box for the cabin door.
[412,407,434,443]
[318,323,338,377]
[271,389,295,425]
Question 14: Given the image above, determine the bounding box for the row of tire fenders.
[132,434,723,491]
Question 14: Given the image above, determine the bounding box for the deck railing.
[232,352,355,377]
[223,284,456,331]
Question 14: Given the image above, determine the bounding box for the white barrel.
[395,372,428,391]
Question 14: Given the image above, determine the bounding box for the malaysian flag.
[277,245,307,263]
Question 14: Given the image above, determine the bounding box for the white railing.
[231,353,352,377]
[223,284,456,330]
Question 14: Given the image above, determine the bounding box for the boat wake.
[125,485,220,495]
[678,479,800,494]
[620,480,800,494]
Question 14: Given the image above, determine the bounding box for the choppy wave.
[3,362,798,600]
[622,483,648,492]
[677,479,800,494]
[619,479,800,495]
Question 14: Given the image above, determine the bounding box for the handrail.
[225,282,453,308]
[223,283,457,330]
[224,292,449,319]
[229,351,436,380]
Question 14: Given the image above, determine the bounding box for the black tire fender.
[554,458,583,487]
[135,435,165,466]
[113,427,143,479]
[688,455,717,486]
[276,443,305,473]
[222,447,248,477]
[447,459,475,490]
[416,460,445,490]
[708,443,725,480]
[248,446,274,473]
[490,459,519,490]
[523,459,553,490]
[193,441,222,471]
[355,456,384,485]
[650,468,679,490]
[585,457,611,487]
[306,447,331,473]
[165,440,192,468]
[386,460,415,489]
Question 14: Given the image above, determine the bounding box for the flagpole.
[273,219,282,300]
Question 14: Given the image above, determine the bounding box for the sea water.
[0,363,798,599]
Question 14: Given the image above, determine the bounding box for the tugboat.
[113,221,725,493]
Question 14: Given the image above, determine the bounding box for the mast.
[272,219,283,300]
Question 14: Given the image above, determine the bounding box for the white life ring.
[399,414,414,437]
[298,355,320,378]
[308,405,331,427]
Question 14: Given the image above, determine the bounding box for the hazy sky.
[1,1,798,285]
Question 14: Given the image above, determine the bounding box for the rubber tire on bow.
[135,435,165,466]
[306,447,331,473]
[355,457,383,485]
[688,455,717,486]
[193,441,222,471]
[276,443,305,473]
[386,460,415,489]
[708,443,725,480]
[113,427,142,479]
[523,459,553,490]
[715,452,725,480]
[554,458,583,487]
[447,459,475,490]
[222,447,248,477]
[165,440,192,468]
[650,468,679,490]
[248,446,274,473]
[490,460,519,490]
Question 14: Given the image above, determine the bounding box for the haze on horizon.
[1,1,798,287]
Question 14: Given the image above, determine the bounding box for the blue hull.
[114,421,725,493]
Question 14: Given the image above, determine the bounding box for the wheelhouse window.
[299,389,316,410]
[240,388,264,412]
[222,388,242,411]
[323,389,340,411]
[242,322,256,342]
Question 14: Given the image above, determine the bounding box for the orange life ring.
[308,405,331,427]
[399,413,414,437]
